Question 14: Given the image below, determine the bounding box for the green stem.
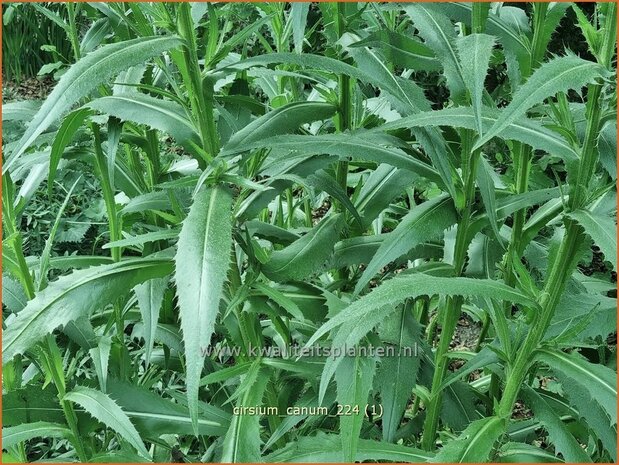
[177,3,219,162]
[334,3,351,208]
[497,4,614,417]
[91,123,121,262]
[421,132,479,450]
[66,3,81,62]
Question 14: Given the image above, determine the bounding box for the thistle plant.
[2,2,617,463]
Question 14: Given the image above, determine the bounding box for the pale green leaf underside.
[174,185,234,433]
[2,258,173,364]
[64,386,149,459]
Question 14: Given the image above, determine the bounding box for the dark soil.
[2,75,55,102]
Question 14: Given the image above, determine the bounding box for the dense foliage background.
[2,2,617,463]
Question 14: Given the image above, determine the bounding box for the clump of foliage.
[2,2,617,463]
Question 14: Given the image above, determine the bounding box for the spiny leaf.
[354,195,457,295]
[262,213,344,282]
[175,185,234,434]
[536,348,617,425]
[221,370,268,463]
[224,101,336,153]
[404,4,466,103]
[377,308,422,442]
[265,431,433,462]
[474,55,607,149]
[430,416,504,462]
[85,93,200,151]
[456,33,496,135]
[336,355,376,461]
[6,35,182,172]
[2,422,72,449]
[567,209,617,270]
[64,386,150,460]
[521,386,591,463]
[133,276,168,368]
[2,258,173,364]
[305,273,536,351]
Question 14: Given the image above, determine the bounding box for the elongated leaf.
[221,371,268,462]
[521,386,591,462]
[265,432,433,462]
[567,209,617,270]
[103,229,179,249]
[376,107,578,164]
[291,3,310,53]
[224,101,336,153]
[456,33,496,135]
[354,195,457,295]
[536,349,617,425]
[336,355,376,462]
[475,55,607,149]
[222,134,441,185]
[134,276,168,367]
[263,214,344,282]
[174,185,233,433]
[6,35,182,172]
[107,379,230,437]
[306,274,535,351]
[2,422,72,449]
[498,442,564,463]
[85,93,200,150]
[430,416,504,462]
[64,386,149,459]
[404,4,466,103]
[476,154,502,242]
[377,308,422,442]
[2,258,173,364]
[48,108,93,195]
[350,30,439,71]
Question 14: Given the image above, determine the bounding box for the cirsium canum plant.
[1,2,617,463]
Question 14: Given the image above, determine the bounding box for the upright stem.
[334,3,351,206]
[177,3,219,162]
[498,3,615,418]
[66,3,81,62]
[91,123,121,262]
[421,131,480,450]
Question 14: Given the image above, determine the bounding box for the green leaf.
[2,422,72,449]
[598,120,617,180]
[290,2,310,54]
[377,308,422,442]
[349,30,439,72]
[48,108,93,195]
[475,55,607,149]
[430,416,504,462]
[535,349,617,425]
[403,4,466,102]
[2,258,173,364]
[221,134,442,186]
[376,107,579,164]
[476,154,502,242]
[265,432,433,462]
[305,273,536,351]
[174,185,234,434]
[354,195,457,295]
[335,355,377,462]
[567,209,616,270]
[263,213,344,282]
[64,386,149,459]
[221,370,268,462]
[456,33,496,135]
[107,379,230,438]
[5,35,182,172]
[133,276,168,368]
[520,386,591,463]
[224,101,336,153]
[85,93,200,152]
[498,442,564,463]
